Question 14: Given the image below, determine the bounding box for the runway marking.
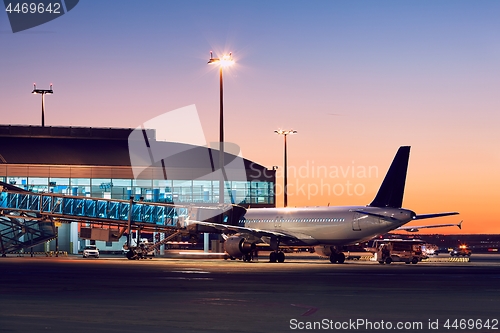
[169,270,211,274]
[190,298,253,306]
[159,277,213,281]
[290,303,319,316]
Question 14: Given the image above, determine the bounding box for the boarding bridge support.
[0,215,56,255]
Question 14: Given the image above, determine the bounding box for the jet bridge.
[0,188,189,255]
[0,186,246,256]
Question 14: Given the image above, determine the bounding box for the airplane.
[187,146,460,264]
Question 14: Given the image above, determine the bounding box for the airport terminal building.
[0,125,275,206]
[0,125,276,254]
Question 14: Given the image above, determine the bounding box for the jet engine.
[224,236,256,258]
[314,245,332,258]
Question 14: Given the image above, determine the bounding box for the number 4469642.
[444,319,498,330]
[5,2,61,14]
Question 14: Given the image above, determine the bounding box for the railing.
[0,191,190,226]
[0,188,241,254]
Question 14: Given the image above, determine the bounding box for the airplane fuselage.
[241,206,415,247]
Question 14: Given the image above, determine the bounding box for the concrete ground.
[0,254,499,333]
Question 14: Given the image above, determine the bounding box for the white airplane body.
[189,146,460,263]
[241,206,414,246]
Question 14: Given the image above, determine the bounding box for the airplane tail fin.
[369,146,410,208]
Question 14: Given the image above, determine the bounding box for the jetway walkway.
[0,187,243,255]
[0,190,188,254]
[0,191,189,226]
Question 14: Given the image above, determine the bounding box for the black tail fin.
[369,146,410,208]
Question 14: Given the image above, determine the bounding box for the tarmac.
[0,253,499,333]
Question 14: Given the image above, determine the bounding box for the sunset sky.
[1,1,499,233]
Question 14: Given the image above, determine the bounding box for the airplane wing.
[353,210,399,221]
[413,212,459,220]
[353,210,459,222]
[398,220,463,233]
[187,220,294,239]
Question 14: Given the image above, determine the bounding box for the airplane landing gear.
[329,248,345,264]
[269,251,285,263]
[268,236,285,263]
[126,250,137,260]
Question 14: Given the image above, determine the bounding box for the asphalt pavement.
[0,254,499,333]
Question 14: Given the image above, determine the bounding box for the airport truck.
[370,239,426,264]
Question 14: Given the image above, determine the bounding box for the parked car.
[83,245,100,258]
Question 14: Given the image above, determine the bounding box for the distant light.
[220,54,234,67]
[275,129,297,135]
[208,52,234,67]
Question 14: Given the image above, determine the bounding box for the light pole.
[32,83,53,127]
[208,51,234,204]
[275,129,297,207]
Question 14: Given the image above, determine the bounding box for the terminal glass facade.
[1,175,274,205]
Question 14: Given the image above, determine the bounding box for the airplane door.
[274,216,282,229]
[352,212,362,231]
